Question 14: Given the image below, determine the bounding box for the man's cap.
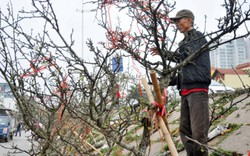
[170,9,195,22]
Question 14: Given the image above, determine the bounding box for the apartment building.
[245,37,250,61]
[210,37,247,68]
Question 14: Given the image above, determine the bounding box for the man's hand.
[150,47,160,56]
[150,47,181,63]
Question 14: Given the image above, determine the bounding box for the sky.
[1,0,249,55]
[1,0,250,76]
[80,0,225,57]
[0,0,249,98]
[74,0,250,74]
[63,0,249,61]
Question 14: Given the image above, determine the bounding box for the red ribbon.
[116,84,121,98]
[20,57,56,79]
[152,88,167,116]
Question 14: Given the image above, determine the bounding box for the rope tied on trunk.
[152,88,167,116]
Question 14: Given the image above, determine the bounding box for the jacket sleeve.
[169,76,177,86]
[166,52,181,63]
[166,45,190,63]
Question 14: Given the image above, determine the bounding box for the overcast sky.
[1,0,249,75]
[67,0,249,60]
[79,0,226,55]
[1,0,249,56]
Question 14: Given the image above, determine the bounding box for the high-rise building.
[210,37,247,68]
[245,37,250,61]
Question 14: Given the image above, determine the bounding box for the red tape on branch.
[50,76,71,139]
[20,57,56,79]
[116,84,121,98]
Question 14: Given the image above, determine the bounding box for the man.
[15,122,22,137]
[169,9,211,156]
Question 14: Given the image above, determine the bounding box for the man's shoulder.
[191,29,207,43]
[179,29,205,45]
[192,29,204,37]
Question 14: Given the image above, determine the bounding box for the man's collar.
[184,28,195,37]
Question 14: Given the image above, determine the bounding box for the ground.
[122,93,250,156]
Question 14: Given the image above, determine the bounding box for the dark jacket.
[170,29,211,90]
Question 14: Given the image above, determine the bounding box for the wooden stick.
[141,78,154,104]
[64,122,103,156]
[157,116,178,156]
[150,71,163,105]
[142,78,178,156]
[149,70,171,132]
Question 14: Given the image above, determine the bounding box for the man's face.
[175,17,192,33]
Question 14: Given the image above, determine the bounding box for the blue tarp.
[112,57,123,72]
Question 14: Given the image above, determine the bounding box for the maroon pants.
[180,92,209,156]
